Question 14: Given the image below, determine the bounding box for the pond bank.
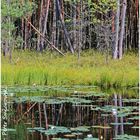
[2,51,138,88]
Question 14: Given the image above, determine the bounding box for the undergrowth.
[1,50,138,88]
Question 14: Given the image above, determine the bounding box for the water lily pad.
[2,128,16,132]
[28,129,36,133]
[44,126,71,135]
[91,107,102,111]
[132,126,139,129]
[71,132,83,136]
[113,134,139,140]
[51,138,69,140]
[122,99,139,103]
[64,134,76,138]
[33,127,45,130]
[71,126,90,132]
[92,125,111,129]
[110,122,133,125]
[45,98,65,104]
[117,113,129,117]
[59,97,92,104]
[128,116,139,120]
[84,138,99,140]
[101,114,110,117]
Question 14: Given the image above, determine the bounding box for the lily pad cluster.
[70,126,90,132]
[113,134,139,140]
[12,96,93,104]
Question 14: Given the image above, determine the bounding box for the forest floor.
[1,50,138,88]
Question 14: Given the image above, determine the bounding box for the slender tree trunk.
[40,0,50,50]
[88,4,92,49]
[56,0,74,54]
[114,94,118,137]
[52,0,57,47]
[73,3,77,50]
[136,0,138,18]
[6,0,12,61]
[43,103,48,129]
[119,95,124,134]
[24,20,28,50]
[113,0,120,59]
[38,103,42,127]
[78,0,83,60]
[37,0,43,51]
[77,2,80,59]
[60,0,64,50]
[118,0,127,59]
[56,0,60,48]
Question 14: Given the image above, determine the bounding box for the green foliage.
[1,0,36,49]
[87,0,116,28]
[1,0,36,18]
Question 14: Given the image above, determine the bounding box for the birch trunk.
[118,0,127,59]
[40,0,50,49]
[113,0,120,59]
[73,3,77,50]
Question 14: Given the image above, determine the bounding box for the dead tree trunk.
[56,0,74,54]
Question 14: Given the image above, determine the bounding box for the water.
[1,86,139,140]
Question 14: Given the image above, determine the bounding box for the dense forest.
[2,0,139,60]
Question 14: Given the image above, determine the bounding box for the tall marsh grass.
[1,50,139,88]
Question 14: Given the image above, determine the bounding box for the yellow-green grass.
[1,50,139,88]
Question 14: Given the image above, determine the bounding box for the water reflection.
[1,89,139,140]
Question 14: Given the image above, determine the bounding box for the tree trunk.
[113,0,120,59]
[56,0,74,54]
[38,103,42,127]
[119,95,124,134]
[78,0,83,60]
[118,0,127,59]
[73,3,77,50]
[40,0,50,50]
[43,103,48,129]
[114,94,118,137]
[37,0,43,51]
[52,0,57,47]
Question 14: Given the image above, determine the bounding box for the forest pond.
[1,86,139,140]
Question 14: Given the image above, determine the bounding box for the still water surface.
[1,86,139,140]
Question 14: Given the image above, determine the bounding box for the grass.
[1,50,139,88]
